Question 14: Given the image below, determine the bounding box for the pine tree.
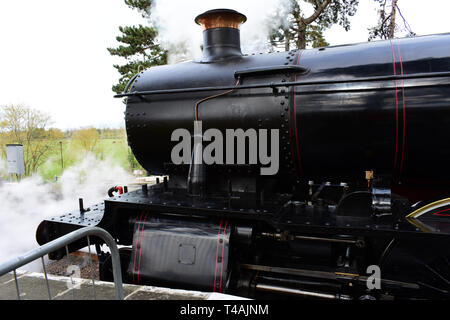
[108,0,167,94]
[269,0,359,50]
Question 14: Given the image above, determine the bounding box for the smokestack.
[195,9,247,62]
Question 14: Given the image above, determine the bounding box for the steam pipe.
[187,135,205,196]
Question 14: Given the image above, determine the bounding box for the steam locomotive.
[36,9,450,300]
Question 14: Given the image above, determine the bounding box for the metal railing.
[0,227,124,300]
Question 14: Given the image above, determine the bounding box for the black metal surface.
[35,16,450,299]
[201,27,242,62]
[36,186,450,244]
[124,33,450,200]
[127,217,231,291]
[115,71,450,97]
[35,181,450,298]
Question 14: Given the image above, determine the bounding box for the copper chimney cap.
[195,9,247,30]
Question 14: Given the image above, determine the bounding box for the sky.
[0,0,449,130]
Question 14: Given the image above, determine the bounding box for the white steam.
[0,154,133,271]
[149,0,289,63]
[0,158,7,178]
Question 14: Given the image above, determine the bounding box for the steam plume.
[0,154,133,271]
[150,0,288,63]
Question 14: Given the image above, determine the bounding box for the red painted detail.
[115,186,124,194]
[213,219,223,292]
[132,212,144,284]
[396,40,406,175]
[137,211,149,284]
[433,208,450,216]
[389,39,399,176]
[219,220,229,292]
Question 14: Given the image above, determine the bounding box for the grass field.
[38,138,133,181]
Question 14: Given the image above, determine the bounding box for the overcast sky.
[0,0,449,130]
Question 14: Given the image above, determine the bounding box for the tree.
[108,0,167,95]
[368,0,415,41]
[269,0,359,50]
[0,104,60,176]
[127,147,142,172]
[71,127,100,153]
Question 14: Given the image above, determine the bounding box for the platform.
[0,271,246,300]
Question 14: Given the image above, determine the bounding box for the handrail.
[0,227,124,300]
[114,70,450,98]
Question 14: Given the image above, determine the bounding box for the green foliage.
[98,128,126,139]
[0,104,62,176]
[305,24,329,48]
[270,0,359,50]
[124,0,153,16]
[0,123,144,181]
[108,0,167,94]
[35,130,143,181]
[71,127,100,153]
[127,147,142,171]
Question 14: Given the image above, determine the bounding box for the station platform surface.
[0,271,246,300]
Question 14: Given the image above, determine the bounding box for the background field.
[37,138,132,181]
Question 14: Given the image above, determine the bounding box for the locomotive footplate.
[37,183,450,244]
[35,183,450,299]
[36,184,450,252]
[100,185,450,241]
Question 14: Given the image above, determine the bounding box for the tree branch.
[302,0,333,25]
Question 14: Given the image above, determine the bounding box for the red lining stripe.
[219,220,228,292]
[433,208,450,216]
[396,40,406,174]
[293,50,304,175]
[213,219,223,292]
[137,211,149,284]
[389,39,400,176]
[132,212,144,284]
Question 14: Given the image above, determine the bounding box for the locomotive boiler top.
[123,10,450,190]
